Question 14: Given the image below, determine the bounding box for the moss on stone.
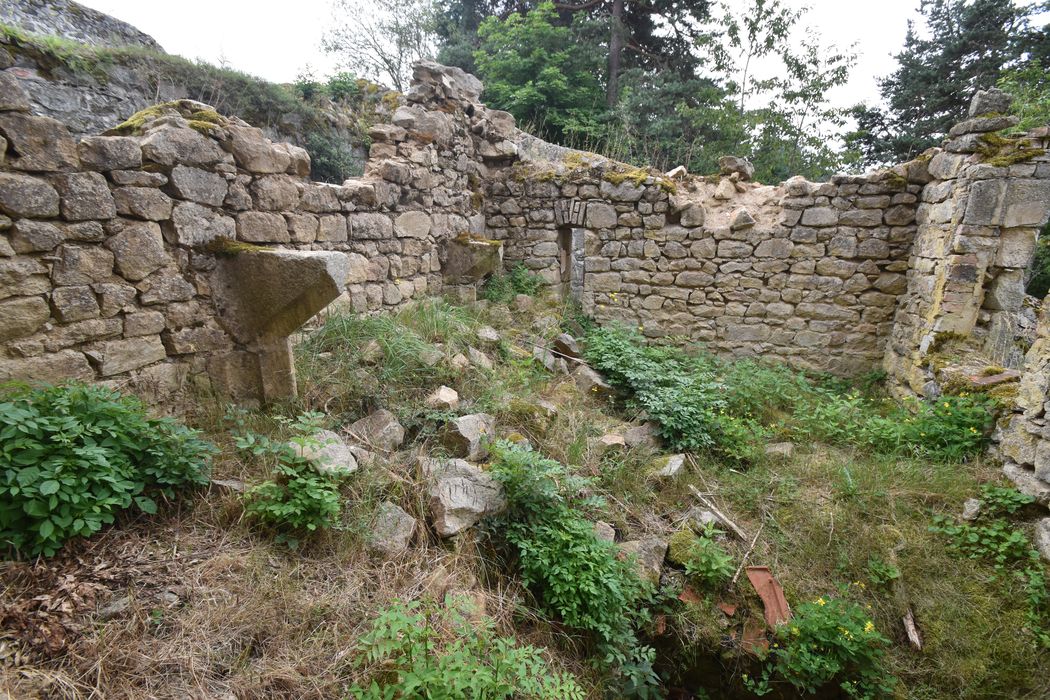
[603,167,650,187]
[202,239,273,256]
[667,529,700,567]
[108,102,180,135]
[976,132,1045,167]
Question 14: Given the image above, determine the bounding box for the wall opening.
[557,225,584,302]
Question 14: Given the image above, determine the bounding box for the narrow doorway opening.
[557,225,584,301]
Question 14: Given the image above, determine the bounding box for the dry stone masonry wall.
[0,62,499,404]
[486,156,926,375]
[2,56,1050,504]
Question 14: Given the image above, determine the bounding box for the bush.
[487,442,661,693]
[326,71,362,101]
[584,325,762,460]
[0,384,213,557]
[746,597,895,698]
[584,324,994,463]
[305,130,361,184]
[481,264,545,303]
[236,412,344,548]
[350,596,584,699]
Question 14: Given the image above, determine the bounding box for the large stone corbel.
[208,248,349,403]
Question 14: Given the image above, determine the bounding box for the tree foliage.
[851,0,1046,165]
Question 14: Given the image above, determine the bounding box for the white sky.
[76,0,926,108]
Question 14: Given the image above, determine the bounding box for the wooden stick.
[731,522,765,586]
[688,484,748,541]
[903,608,923,651]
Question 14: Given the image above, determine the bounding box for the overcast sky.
[77,0,927,108]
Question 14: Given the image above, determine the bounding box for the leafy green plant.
[669,525,733,589]
[584,325,763,460]
[930,495,1049,648]
[326,71,363,101]
[481,264,545,303]
[746,597,894,699]
[305,129,362,183]
[487,442,660,694]
[0,384,213,557]
[236,413,344,548]
[864,556,900,588]
[349,596,584,699]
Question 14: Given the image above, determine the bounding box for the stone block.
[226,125,291,173]
[170,201,235,246]
[963,179,1007,225]
[51,285,99,322]
[349,212,394,239]
[114,187,174,220]
[106,221,170,281]
[801,207,838,227]
[0,349,93,383]
[250,175,300,210]
[0,112,79,171]
[236,211,289,243]
[10,220,62,253]
[168,164,228,206]
[285,212,319,243]
[0,173,60,218]
[1001,179,1050,228]
[0,295,49,341]
[52,244,114,285]
[87,336,167,376]
[395,210,432,238]
[996,227,1038,268]
[317,214,348,242]
[140,126,227,167]
[428,460,505,537]
[77,136,142,171]
[586,202,617,229]
[52,172,116,221]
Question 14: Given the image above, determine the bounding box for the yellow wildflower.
[864,621,875,633]
[816,597,826,606]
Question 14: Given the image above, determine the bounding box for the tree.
[324,0,437,92]
[852,0,1046,165]
[472,2,606,142]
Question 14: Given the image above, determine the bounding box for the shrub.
[0,384,213,557]
[481,264,545,303]
[305,130,361,184]
[487,442,660,693]
[746,597,895,699]
[236,413,344,548]
[326,71,362,101]
[583,325,762,460]
[349,596,585,699]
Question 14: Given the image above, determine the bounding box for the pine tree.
[852,0,1045,165]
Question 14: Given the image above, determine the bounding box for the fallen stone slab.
[441,413,496,460]
[368,501,418,557]
[625,422,661,448]
[651,454,686,478]
[1037,518,1050,564]
[291,429,357,475]
[573,365,613,398]
[594,521,616,543]
[425,385,460,410]
[618,538,668,585]
[1003,463,1050,507]
[552,333,581,360]
[348,409,405,452]
[429,461,505,537]
[764,442,795,460]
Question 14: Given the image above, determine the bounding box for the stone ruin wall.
[0,62,496,404]
[2,54,1050,503]
[485,157,926,375]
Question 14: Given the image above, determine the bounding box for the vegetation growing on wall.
[0,22,377,182]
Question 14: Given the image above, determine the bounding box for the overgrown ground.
[2,288,1048,699]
